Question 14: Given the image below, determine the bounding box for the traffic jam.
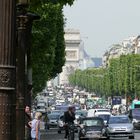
[31,85,140,140]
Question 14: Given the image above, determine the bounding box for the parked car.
[78,117,106,140]
[106,115,134,139]
[47,113,60,129]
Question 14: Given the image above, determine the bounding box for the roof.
[95,112,111,115]
[81,117,104,121]
[110,115,128,118]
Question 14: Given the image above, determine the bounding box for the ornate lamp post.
[0,0,16,140]
[16,0,40,140]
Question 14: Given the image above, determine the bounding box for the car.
[75,110,87,118]
[78,117,106,140]
[74,110,87,125]
[50,110,63,115]
[36,102,47,114]
[95,111,111,124]
[87,108,110,117]
[94,108,110,113]
[128,108,140,129]
[106,115,135,139]
[47,113,60,129]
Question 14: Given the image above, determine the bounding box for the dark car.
[78,117,106,140]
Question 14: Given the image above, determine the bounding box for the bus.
[130,100,140,109]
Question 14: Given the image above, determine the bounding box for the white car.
[87,108,111,117]
[95,111,111,124]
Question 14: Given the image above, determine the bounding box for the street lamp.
[16,1,40,140]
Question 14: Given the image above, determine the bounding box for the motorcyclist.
[64,106,75,139]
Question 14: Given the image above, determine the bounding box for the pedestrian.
[64,106,75,139]
[43,113,49,134]
[31,112,42,140]
[25,105,32,140]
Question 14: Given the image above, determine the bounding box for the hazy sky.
[63,0,140,57]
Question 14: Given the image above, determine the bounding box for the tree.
[29,0,75,93]
[69,54,140,100]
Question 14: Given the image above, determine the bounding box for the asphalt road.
[40,127,140,140]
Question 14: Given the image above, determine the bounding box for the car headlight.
[133,119,138,123]
[108,127,114,131]
[127,126,133,130]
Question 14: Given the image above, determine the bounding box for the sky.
[63,0,140,57]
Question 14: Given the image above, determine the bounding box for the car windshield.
[132,109,140,116]
[83,119,103,126]
[55,106,69,111]
[51,110,61,114]
[98,115,110,121]
[97,109,110,112]
[48,114,60,120]
[109,116,130,124]
[76,111,87,116]
[37,106,45,109]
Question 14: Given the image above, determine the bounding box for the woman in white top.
[30,112,42,140]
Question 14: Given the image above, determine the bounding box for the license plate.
[86,134,100,138]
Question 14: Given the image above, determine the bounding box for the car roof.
[95,112,111,115]
[48,113,60,116]
[81,117,104,121]
[76,109,87,112]
[110,115,128,118]
[95,108,110,111]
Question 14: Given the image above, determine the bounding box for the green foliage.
[69,54,140,99]
[30,0,75,93]
[30,0,75,8]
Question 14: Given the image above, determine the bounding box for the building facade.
[59,29,81,85]
[102,35,140,67]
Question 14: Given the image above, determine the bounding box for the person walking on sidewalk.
[25,105,32,140]
[30,112,42,140]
